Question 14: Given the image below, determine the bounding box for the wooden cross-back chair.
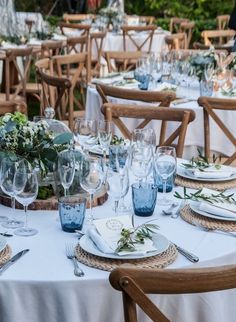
[25,19,35,34]
[41,40,64,58]
[0,100,27,116]
[102,103,195,157]
[169,17,189,33]
[90,30,106,77]
[138,16,155,25]
[198,96,236,165]
[103,51,143,73]
[165,33,187,50]
[66,36,88,54]
[193,42,232,53]
[121,25,157,54]
[52,53,87,127]
[59,22,91,38]
[201,29,236,46]
[36,61,75,128]
[217,14,230,30]
[109,264,236,322]
[63,13,95,23]
[4,47,33,101]
[179,21,195,49]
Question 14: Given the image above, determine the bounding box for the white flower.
[2,114,11,123]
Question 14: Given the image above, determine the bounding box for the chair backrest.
[59,22,91,37]
[121,25,157,53]
[66,35,88,54]
[201,29,236,46]
[139,16,155,25]
[52,53,87,128]
[198,96,236,165]
[169,17,189,33]
[41,40,64,58]
[25,19,35,34]
[217,14,230,30]
[109,264,236,322]
[63,13,95,23]
[179,21,195,49]
[103,51,143,73]
[90,30,107,77]
[165,33,187,50]
[4,47,33,100]
[36,62,72,126]
[101,103,195,157]
[193,42,231,53]
[0,100,27,116]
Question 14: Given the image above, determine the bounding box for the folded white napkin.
[198,188,236,219]
[189,165,236,179]
[88,215,157,256]
[87,226,114,254]
[155,82,177,92]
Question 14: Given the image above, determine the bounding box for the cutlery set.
[0,249,29,275]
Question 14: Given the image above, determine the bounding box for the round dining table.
[0,182,236,322]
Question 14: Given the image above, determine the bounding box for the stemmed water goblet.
[1,157,26,228]
[98,120,114,165]
[58,150,75,197]
[13,167,39,236]
[80,155,104,224]
[74,119,98,153]
[154,146,176,206]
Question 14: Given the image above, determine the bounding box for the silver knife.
[0,249,29,275]
[173,243,199,263]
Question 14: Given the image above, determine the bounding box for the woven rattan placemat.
[75,244,178,272]
[0,245,11,266]
[175,175,236,191]
[180,204,236,232]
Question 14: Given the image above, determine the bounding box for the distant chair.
[102,51,143,73]
[201,29,235,46]
[0,100,27,116]
[90,30,107,78]
[58,22,91,37]
[179,21,195,49]
[63,13,96,23]
[102,103,195,157]
[165,33,187,50]
[121,25,157,53]
[138,16,155,25]
[41,40,64,58]
[169,17,189,33]
[217,15,230,30]
[198,96,236,165]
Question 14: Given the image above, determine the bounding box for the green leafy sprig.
[182,149,220,172]
[116,222,159,253]
[174,187,236,205]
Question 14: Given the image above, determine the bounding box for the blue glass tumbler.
[132,183,158,217]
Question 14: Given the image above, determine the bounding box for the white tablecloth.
[1,184,236,322]
[85,84,236,157]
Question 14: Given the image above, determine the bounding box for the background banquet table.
[85,84,236,158]
[1,184,236,322]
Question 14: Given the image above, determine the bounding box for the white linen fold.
[87,226,114,254]
[199,202,236,219]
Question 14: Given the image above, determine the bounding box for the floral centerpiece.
[99,7,120,27]
[0,112,73,177]
[188,50,217,81]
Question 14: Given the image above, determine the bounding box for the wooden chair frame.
[109,264,236,322]
[59,22,91,37]
[63,13,96,23]
[201,29,236,46]
[179,21,195,49]
[121,25,157,53]
[90,30,107,77]
[169,17,189,33]
[102,51,143,73]
[165,33,187,50]
[41,40,64,58]
[102,103,195,157]
[198,96,236,165]
[0,100,27,115]
[217,14,230,30]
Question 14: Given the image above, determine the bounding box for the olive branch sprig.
[115,221,159,253]
[181,149,220,172]
[174,187,236,205]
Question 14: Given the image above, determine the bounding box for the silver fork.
[65,243,84,277]
[192,220,236,238]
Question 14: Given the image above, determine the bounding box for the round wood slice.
[0,185,108,211]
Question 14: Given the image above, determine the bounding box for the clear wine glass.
[1,157,26,228]
[80,156,104,224]
[74,119,98,153]
[58,150,75,197]
[13,168,39,237]
[107,166,129,215]
[98,120,114,164]
[155,146,176,205]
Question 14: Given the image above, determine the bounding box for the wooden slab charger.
[75,243,178,272]
[180,204,236,232]
[0,185,108,211]
[175,175,236,191]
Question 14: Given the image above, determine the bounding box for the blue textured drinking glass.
[132,183,158,217]
[58,196,86,232]
[138,74,151,90]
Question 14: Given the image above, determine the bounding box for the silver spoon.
[162,203,179,216]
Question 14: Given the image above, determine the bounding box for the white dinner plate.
[79,232,170,260]
[0,235,7,252]
[177,165,236,182]
[190,203,236,222]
